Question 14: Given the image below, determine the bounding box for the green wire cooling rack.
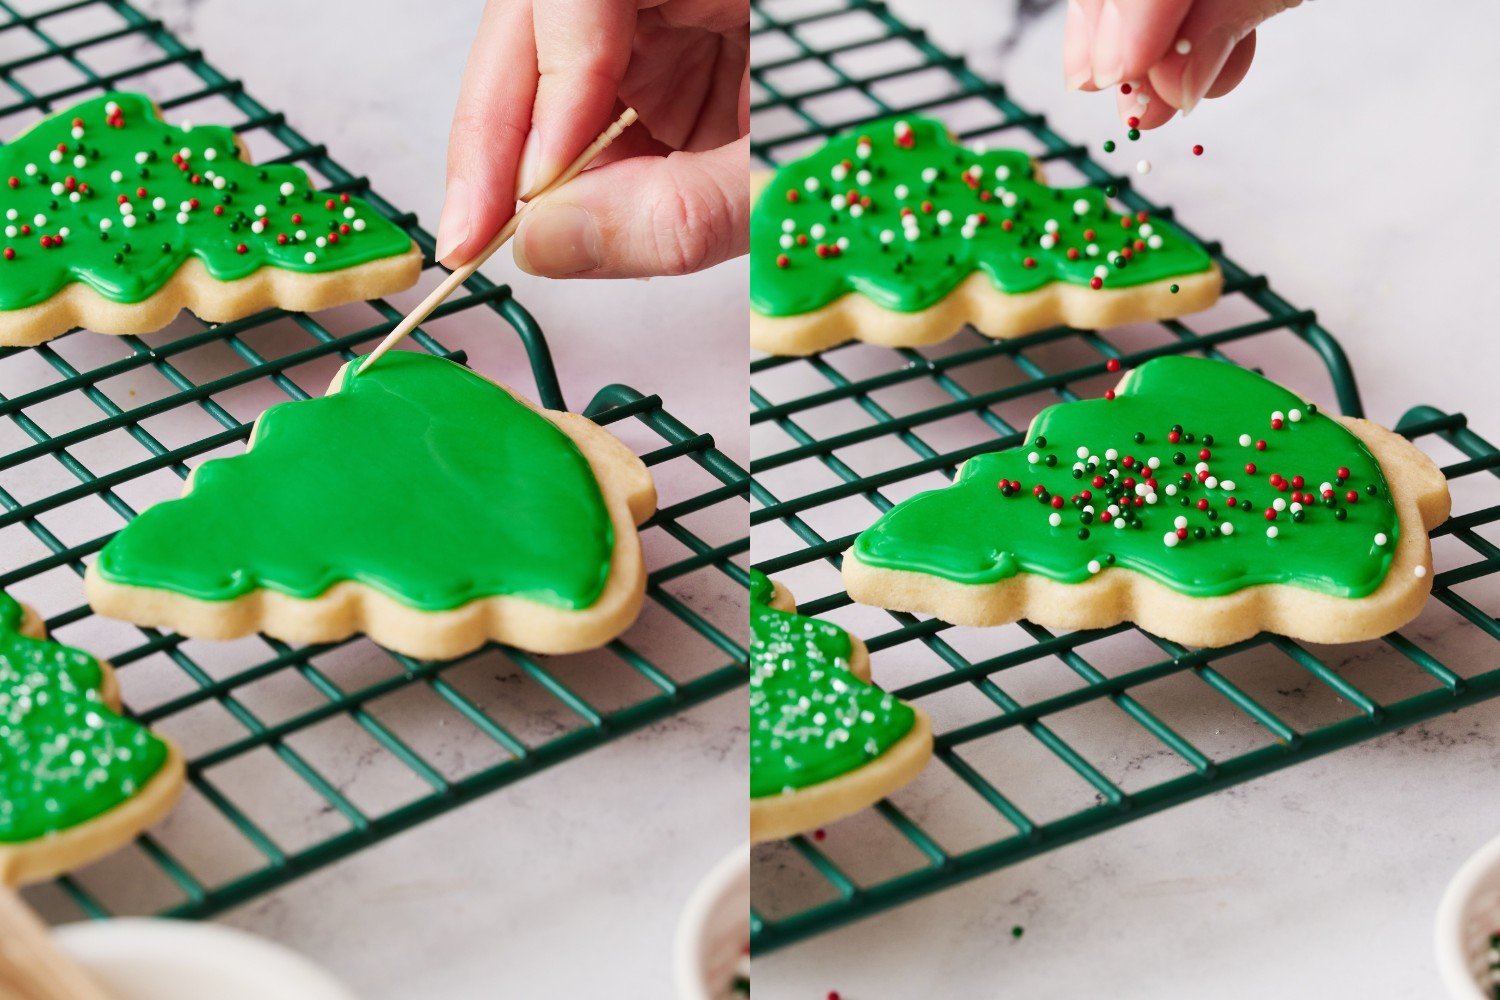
[749,0,1499,953]
[0,0,748,921]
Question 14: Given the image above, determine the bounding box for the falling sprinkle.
[1192,144,1205,156]
[1103,140,1116,153]
[1136,160,1152,175]
[1127,128,1141,142]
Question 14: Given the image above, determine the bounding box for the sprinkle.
[1414,565,1427,578]
[1288,408,1302,423]
[1175,38,1192,55]
[1220,522,1234,536]
[1087,559,1102,574]
[1163,532,1179,548]
[1192,144,1205,156]
[1374,533,1388,546]
[1136,160,1151,175]
[303,251,316,264]
[1049,512,1062,527]
[1266,525,1278,539]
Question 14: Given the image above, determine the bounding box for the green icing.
[0,593,167,843]
[855,357,1400,599]
[0,91,412,310]
[750,570,916,799]
[751,115,1213,317]
[96,352,614,613]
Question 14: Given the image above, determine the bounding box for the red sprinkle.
[1245,463,1257,475]
[1196,498,1209,511]
[1104,389,1116,401]
[1089,276,1103,290]
[1106,358,1121,373]
[235,243,248,254]
[1192,144,1205,156]
[1336,466,1350,481]
[1346,490,1359,504]
[2,248,12,260]
[1255,440,1267,451]
[786,190,799,203]
[1127,116,1140,128]
[776,254,789,269]
[1023,256,1037,269]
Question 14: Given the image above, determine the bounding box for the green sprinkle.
[1011,925,1025,939]
[1127,128,1141,141]
[1103,140,1116,153]
[1169,283,1180,294]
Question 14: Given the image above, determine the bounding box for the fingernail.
[433,178,470,264]
[515,129,543,201]
[1062,0,1093,89]
[1178,33,1235,115]
[514,204,600,276]
[1090,0,1125,89]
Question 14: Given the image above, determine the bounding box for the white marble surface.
[752,1,1500,998]
[15,1,747,997]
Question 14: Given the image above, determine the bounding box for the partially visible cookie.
[750,571,932,843]
[0,92,420,346]
[750,115,1221,356]
[844,356,1452,647]
[0,593,184,887]
[87,351,656,660]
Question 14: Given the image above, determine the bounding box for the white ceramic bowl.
[1437,832,1500,998]
[53,919,360,1000]
[674,843,749,1000]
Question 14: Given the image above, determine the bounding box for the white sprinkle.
[936,209,953,226]
[1174,516,1188,530]
[110,169,123,183]
[181,121,193,132]
[1148,234,1164,249]
[1272,410,1285,423]
[24,163,36,176]
[1165,484,1178,496]
[1076,446,1089,459]
[253,204,267,217]
[856,170,872,185]
[1273,498,1287,512]
[58,227,68,238]
[994,166,1010,181]
[1163,532,1179,548]
[921,167,938,183]
[810,223,826,240]
[1290,502,1303,514]
[1088,560,1102,574]
[353,219,366,232]
[67,192,80,204]
[2,226,12,238]
[1414,565,1427,578]
[836,237,849,250]
[1195,462,1209,474]
[32,214,45,227]
[49,182,63,196]
[894,183,909,199]
[343,206,356,220]
[1002,191,1018,208]
[152,197,166,211]
[97,219,110,232]
[1266,526,1279,538]
[781,219,795,233]
[1114,518,1126,530]
[204,147,217,161]
[123,215,136,228]
[105,100,119,114]
[1094,264,1109,279]
[831,194,847,211]
[213,176,226,190]
[48,150,62,164]
[176,212,189,224]
[1204,476,1218,489]
[880,229,895,244]
[1239,434,1252,447]
[1147,457,1160,469]
[779,234,793,249]
[295,229,307,241]
[304,251,317,264]
[1140,224,1154,237]
[1136,160,1152,175]
[1221,480,1236,491]
[1049,512,1062,527]
[1105,448,1119,461]
[279,181,296,197]
[1040,234,1056,250]
[315,236,327,248]
[1028,451,1041,464]
[1289,408,1303,423]
[5,210,14,221]
[1374,533,1388,546]
[119,203,132,216]
[830,164,848,182]
[803,177,819,193]
[1221,522,1234,536]
[1072,198,1090,216]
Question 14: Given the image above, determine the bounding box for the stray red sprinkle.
[1106,358,1121,372]
[1192,144,1204,156]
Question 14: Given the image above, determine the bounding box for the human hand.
[437,0,748,278]
[1063,0,1301,128]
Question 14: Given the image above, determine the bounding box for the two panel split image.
[0,1,1494,998]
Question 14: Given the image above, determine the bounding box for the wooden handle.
[0,889,114,1000]
[357,107,639,375]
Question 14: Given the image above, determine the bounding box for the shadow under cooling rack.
[748,0,1500,953]
[0,0,749,921]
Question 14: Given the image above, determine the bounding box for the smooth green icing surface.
[96,352,614,613]
[855,357,1400,598]
[0,592,167,843]
[0,91,412,310]
[750,570,916,799]
[751,115,1213,317]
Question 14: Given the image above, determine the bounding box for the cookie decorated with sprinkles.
[86,352,657,660]
[750,571,932,843]
[843,357,1451,647]
[0,592,184,887]
[0,91,420,347]
[750,115,1222,355]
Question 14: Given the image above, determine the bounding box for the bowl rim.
[1436,831,1500,1000]
[673,841,750,1000]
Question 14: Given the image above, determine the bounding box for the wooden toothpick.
[358,107,639,375]
[0,888,114,1000]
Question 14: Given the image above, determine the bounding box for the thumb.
[512,136,748,279]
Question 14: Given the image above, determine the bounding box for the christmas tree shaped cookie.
[86,352,657,659]
[845,357,1451,646]
[0,592,184,887]
[751,115,1222,355]
[0,91,420,346]
[750,570,932,842]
